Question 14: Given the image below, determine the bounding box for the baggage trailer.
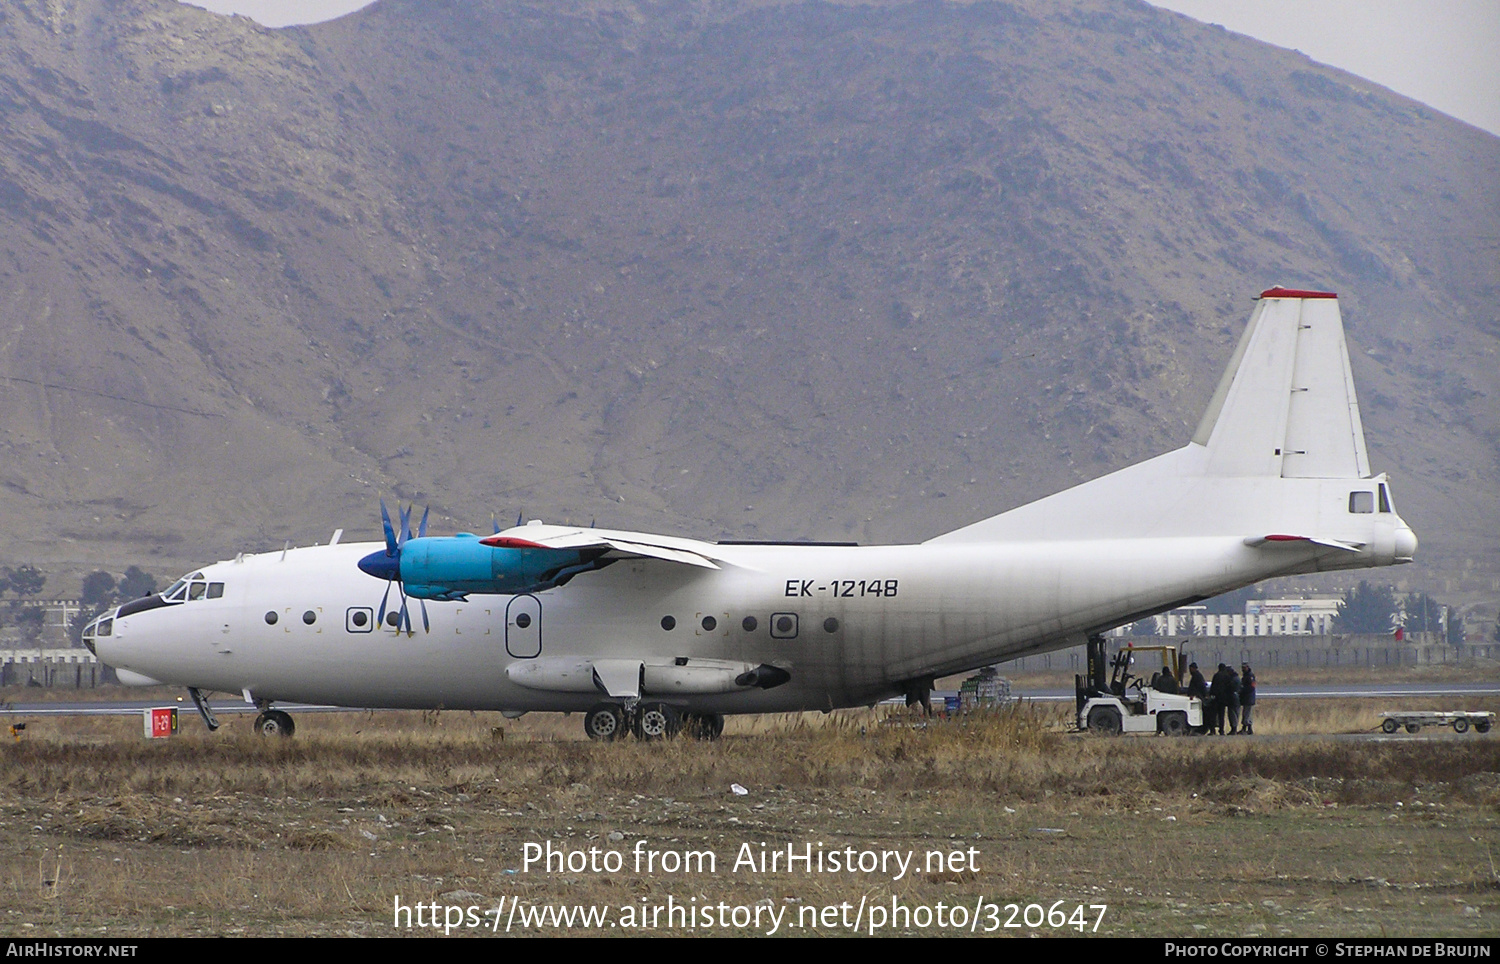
[1377,710,1494,735]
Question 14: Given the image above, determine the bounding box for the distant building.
[0,600,82,647]
[1115,597,1342,637]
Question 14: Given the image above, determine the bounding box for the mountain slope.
[0,0,1495,597]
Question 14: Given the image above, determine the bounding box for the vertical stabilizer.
[1193,288,1370,479]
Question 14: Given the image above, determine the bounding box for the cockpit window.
[164,573,216,603]
[1348,491,1374,514]
[1378,484,1392,513]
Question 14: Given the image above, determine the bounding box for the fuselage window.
[303,610,317,625]
[207,582,224,599]
[1348,491,1374,513]
[265,611,279,625]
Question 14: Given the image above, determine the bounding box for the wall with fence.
[1005,634,1496,673]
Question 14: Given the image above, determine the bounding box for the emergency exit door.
[505,594,541,658]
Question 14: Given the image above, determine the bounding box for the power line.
[0,375,224,419]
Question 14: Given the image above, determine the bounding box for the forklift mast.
[1075,634,1110,716]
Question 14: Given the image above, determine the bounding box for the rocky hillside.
[0,0,1495,597]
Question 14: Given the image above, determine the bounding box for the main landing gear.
[583,702,722,742]
[253,708,296,738]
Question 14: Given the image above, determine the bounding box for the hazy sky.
[182,0,1500,137]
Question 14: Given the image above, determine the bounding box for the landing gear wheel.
[1381,719,1400,734]
[1452,718,1469,734]
[583,703,626,742]
[253,709,295,738]
[633,702,681,741]
[1159,712,1188,736]
[1477,721,1492,734]
[1405,722,1421,734]
[683,712,725,741]
[1087,706,1122,735]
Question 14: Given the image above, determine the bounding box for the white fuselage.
[90,291,1420,718]
[91,525,1382,715]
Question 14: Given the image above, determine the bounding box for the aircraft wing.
[481,524,735,569]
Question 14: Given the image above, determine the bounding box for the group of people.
[1182,661,1257,734]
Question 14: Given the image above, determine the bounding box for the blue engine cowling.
[357,534,612,599]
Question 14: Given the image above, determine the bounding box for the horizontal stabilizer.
[1243,534,1363,552]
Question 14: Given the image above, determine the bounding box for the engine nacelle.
[358,534,610,598]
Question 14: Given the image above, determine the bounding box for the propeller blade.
[399,504,412,546]
[417,506,429,539]
[420,598,429,633]
[377,579,393,626]
[491,512,500,535]
[516,510,523,527]
[379,500,397,556]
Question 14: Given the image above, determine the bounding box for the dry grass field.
[1,690,1497,938]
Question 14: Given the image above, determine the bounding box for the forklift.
[1075,635,1203,735]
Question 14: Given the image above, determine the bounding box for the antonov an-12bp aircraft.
[86,288,1416,740]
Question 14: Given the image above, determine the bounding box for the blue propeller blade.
[377,579,393,627]
[379,500,398,556]
[366,499,430,636]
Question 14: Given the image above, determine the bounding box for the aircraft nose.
[358,548,400,581]
[81,607,119,659]
[1394,522,1417,563]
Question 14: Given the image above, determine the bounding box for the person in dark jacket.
[1186,663,1207,698]
[1239,663,1257,735]
[1209,664,1230,734]
[1225,665,1241,734]
[1185,662,1209,733]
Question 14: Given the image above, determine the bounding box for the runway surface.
[3,681,1496,718]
